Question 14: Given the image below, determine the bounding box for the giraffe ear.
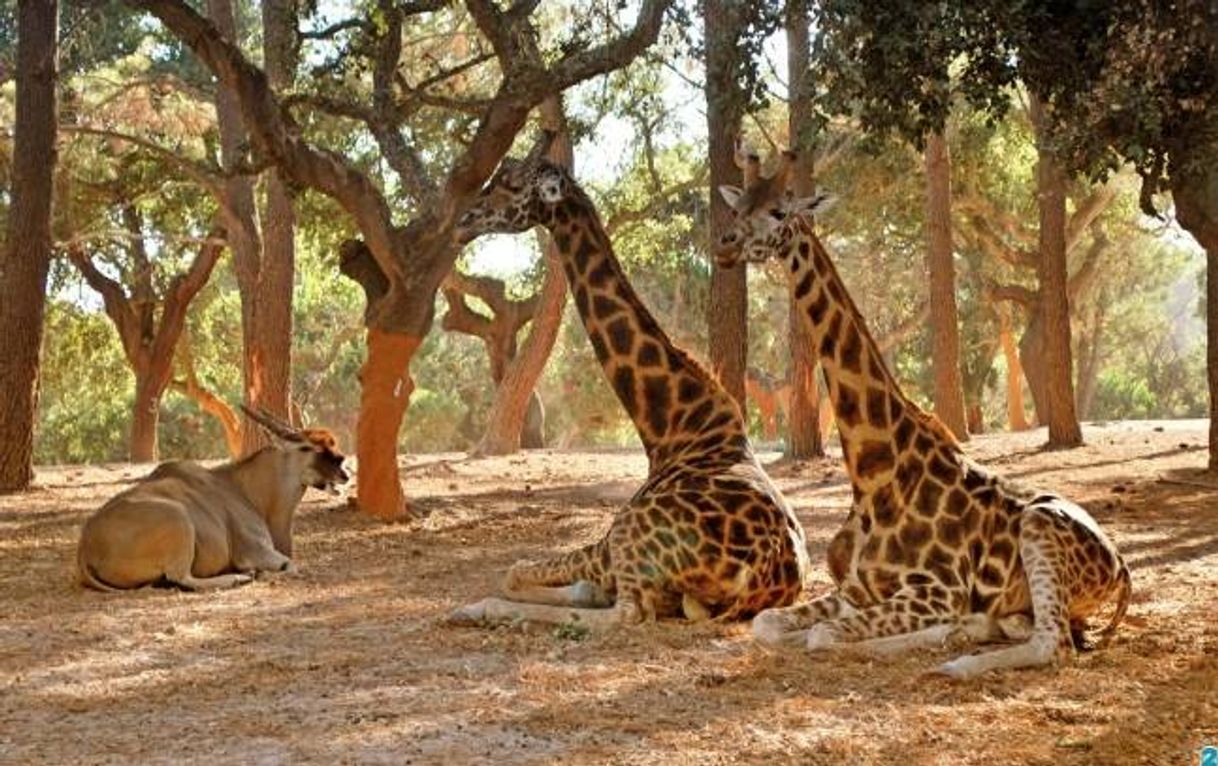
[536,165,567,204]
[718,185,744,210]
[791,193,836,217]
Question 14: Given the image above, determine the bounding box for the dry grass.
[1,420,1216,765]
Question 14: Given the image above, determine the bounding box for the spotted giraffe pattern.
[449,150,810,626]
[717,182,1131,677]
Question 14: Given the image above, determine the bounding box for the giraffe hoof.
[804,624,840,652]
[936,656,978,680]
[447,598,491,626]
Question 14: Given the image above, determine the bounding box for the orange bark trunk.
[999,309,1030,431]
[356,329,419,520]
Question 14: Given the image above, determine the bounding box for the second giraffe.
[716,142,1131,678]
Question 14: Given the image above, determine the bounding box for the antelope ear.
[718,185,744,209]
[537,165,567,204]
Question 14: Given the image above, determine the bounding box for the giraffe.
[714,145,1131,678]
[447,134,810,630]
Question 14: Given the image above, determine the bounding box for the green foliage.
[36,301,133,464]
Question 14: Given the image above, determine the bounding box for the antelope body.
[76,409,348,591]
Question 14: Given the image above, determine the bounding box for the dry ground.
[2,420,1217,765]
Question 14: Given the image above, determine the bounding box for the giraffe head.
[457,131,570,242]
[715,138,833,267]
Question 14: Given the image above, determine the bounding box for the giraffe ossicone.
[449,134,812,630]
[719,136,1132,678]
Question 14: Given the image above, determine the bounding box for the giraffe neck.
[784,218,958,490]
[542,192,749,468]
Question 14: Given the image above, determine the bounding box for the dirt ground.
[2,420,1216,765]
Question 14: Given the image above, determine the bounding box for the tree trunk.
[477,98,570,455]
[1075,296,1105,421]
[704,0,748,408]
[0,0,57,491]
[356,330,419,519]
[1030,95,1082,447]
[998,307,1030,431]
[130,368,161,462]
[477,246,566,454]
[924,131,969,441]
[1171,169,1218,473]
[256,0,297,426]
[785,0,823,458]
[522,391,546,448]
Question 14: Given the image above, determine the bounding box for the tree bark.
[998,307,1031,431]
[256,0,297,427]
[704,0,748,408]
[1170,169,1218,472]
[0,0,57,491]
[785,0,824,458]
[476,97,571,455]
[357,330,419,519]
[1030,95,1082,447]
[924,131,969,440]
[205,0,275,454]
[130,369,161,462]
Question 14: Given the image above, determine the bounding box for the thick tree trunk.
[924,131,969,441]
[704,0,748,408]
[256,0,297,426]
[356,330,419,519]
[1171,170,1218,472]
[998,308,1031,431]
[130,370,161,462]
[0,0,57,491]
[477,98,570,455]
[785,0,823,458]
[1030,96,1082,447]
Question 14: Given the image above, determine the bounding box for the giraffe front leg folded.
[800,586,960,652]
[752,592,858,647]
[501,540,613,607]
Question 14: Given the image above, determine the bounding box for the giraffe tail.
[1097,560,1131,648]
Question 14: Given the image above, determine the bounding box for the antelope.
[76,407,349,591]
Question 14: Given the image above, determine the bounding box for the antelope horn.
[239,404,301,442]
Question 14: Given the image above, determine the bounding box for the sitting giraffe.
[448,134,810,629]
[715,144,1131,678]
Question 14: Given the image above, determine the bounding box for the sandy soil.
[1,420,1216,765]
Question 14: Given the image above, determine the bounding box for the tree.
[784,0,824,458]
[1001,0,1218,468]
[923,130,969,439]
[0,0,57,491]
[703,0,751,408]
[206,0,296,453]
[474,97,572,455]
[66,210,225,461]
[127,0,670,518]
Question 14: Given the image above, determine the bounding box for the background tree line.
[0,0,1213,514]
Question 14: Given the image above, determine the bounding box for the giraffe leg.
[499,541,613,606]
[938,517,1073,679]
[446,597,634,630]
[752,592,858,647]
[799,586,960,651]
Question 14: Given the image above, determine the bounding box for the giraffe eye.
[768,208,785,220]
